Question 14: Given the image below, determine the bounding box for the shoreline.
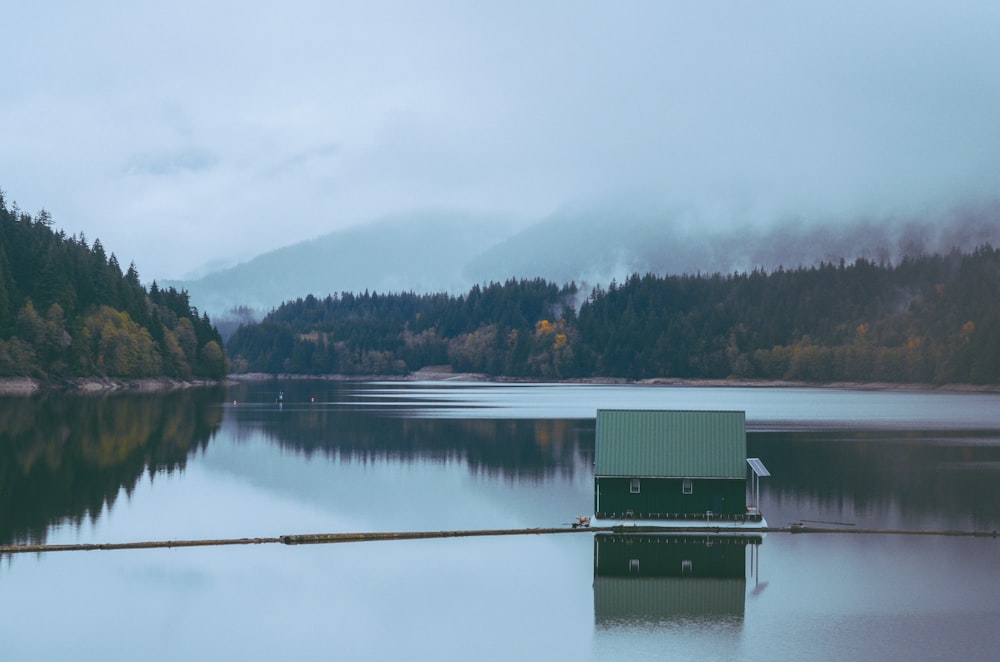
[4,370,999,396]
[227,370,1000,394]
[0,376,225,396]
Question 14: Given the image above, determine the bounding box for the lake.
[2,381,1000,661]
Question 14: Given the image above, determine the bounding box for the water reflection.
[594,533,762,626]
[229,381,1000,531]
[344,381,1000,429]
[6,381,1000,549]
[228,381,595,481]
[0,388,224,545]
[3,381,999,661]
[751,430,1000,529]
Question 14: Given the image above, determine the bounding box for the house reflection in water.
[593,533,763,625]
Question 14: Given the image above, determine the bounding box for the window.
[682,478,693,495]
[630,478,641,494]
[629,559,640,574]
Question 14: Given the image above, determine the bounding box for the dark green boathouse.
[594,410,755,521]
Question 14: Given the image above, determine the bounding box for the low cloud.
[2,1,999,281]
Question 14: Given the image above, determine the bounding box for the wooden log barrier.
[783,525,1000,537]
[0,525,996,556]
[279,526,600,545]
[0,537,281,554]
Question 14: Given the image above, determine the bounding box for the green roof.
[595,410,746,478]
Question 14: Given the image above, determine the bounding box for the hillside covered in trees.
[0,192,225,380]
[228,247,1000,385]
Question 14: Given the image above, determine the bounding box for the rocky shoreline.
[0,377,41,396]
[0,376,224,396]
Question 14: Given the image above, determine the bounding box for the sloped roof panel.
[595,410,746,478]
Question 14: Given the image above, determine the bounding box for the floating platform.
[591,515,768,532]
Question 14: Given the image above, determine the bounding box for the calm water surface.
[2,381,999,661]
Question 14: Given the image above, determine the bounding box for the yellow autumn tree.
[82,306,162,377]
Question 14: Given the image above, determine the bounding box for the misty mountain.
[177,202,1000,321]
[166,211,521,318]
[465,202,1000,287]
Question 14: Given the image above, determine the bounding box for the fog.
[172,201,1000,320]
[3,1,1000,281]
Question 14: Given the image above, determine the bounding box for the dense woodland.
[0,192,225,379]
[5,185,999,385]
[228,247,1000,385]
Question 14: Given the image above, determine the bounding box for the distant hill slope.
[226,247,1000,385]
[464,204,1000,287]
[178,202,1000,320]
[168,211,519,318]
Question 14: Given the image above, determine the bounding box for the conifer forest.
[0,193,225,379]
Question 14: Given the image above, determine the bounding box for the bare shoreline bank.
[4,369,998,396]
[0,377,224,396]
[227,370,1000,394]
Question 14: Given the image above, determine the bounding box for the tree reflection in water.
[0,388,225,545]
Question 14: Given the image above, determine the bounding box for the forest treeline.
[0,191,225,379]
[228,246,1000,385]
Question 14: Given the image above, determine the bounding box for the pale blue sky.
[3,1,1000,280]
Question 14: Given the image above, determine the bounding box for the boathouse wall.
[594,476,746,518]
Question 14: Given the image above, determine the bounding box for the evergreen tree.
[0,188,226,380]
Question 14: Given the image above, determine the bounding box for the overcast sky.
[3,1,1000,281]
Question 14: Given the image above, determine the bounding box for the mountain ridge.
[175,202,1000,321]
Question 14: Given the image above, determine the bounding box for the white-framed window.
[682,478,693,495]
[630,478,641,494]
[629,559,640,574]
